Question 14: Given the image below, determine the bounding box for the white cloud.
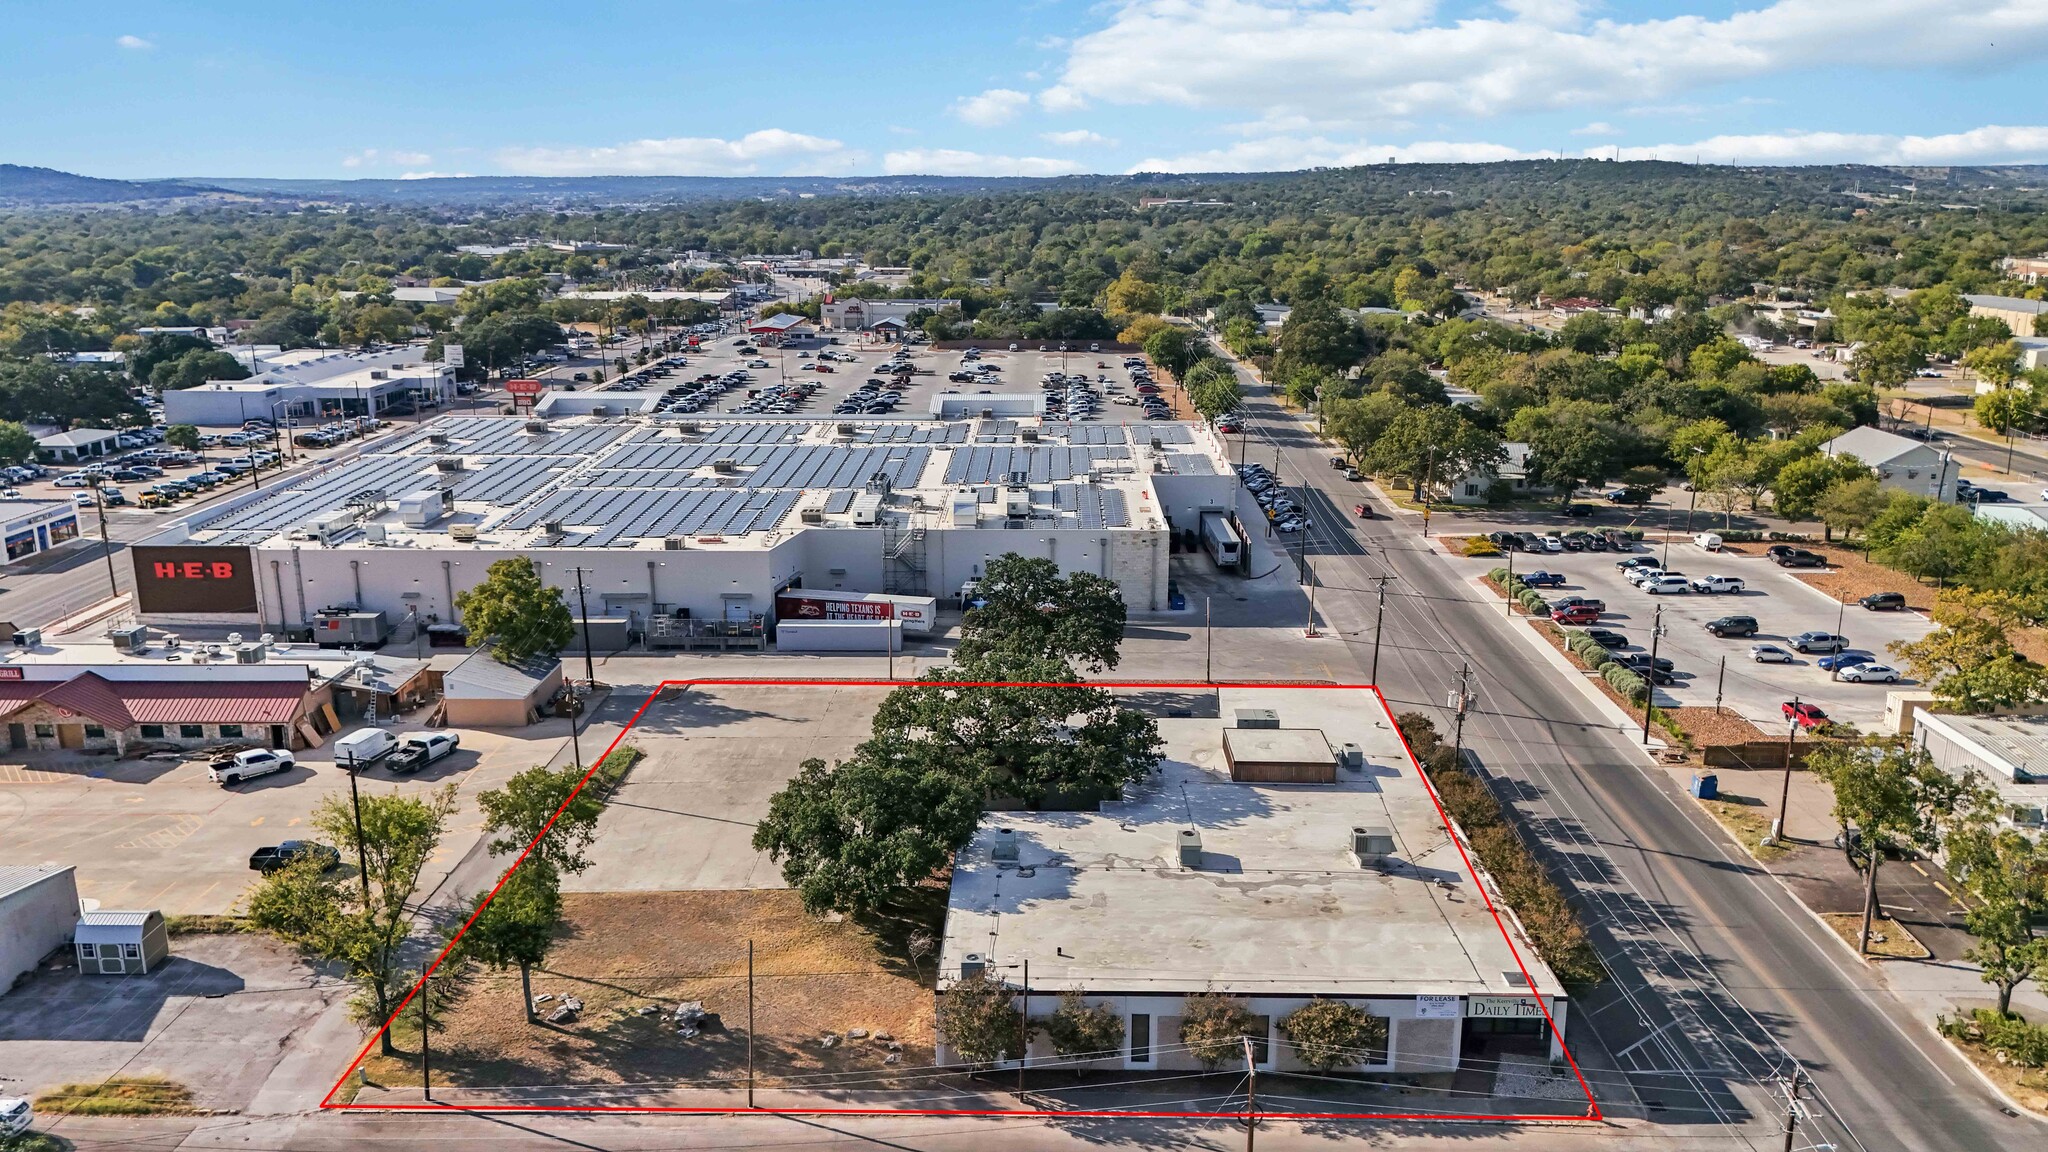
[1613,124,2048,165]
[883,149,1082,177]
[1049,0,2048,122]
[497,130,866,176]
[343,149,434,169]
[1041,129,1118,147]
[116,34,154,50]
[1573,122,1621,137]
[1131,135,1540,173]
[951,88,1032,128]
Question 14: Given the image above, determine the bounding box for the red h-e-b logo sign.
[154,560,238,580]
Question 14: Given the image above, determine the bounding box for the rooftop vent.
[1338,742,1364,770]
[449,523,479,542]
[523,419,550,434]
[1234,708,1281,730]
[1020,427,1040,442]
[1150,436,1164,451]
[991,827,1019,862]
[663,536,688,550]
[426,431,450,445]
[434,456,464,473]
[959,953,987,980]
[1177,829,1203,868]
[542,520,564,539]
[1352,826,1396,864]
[712,459,738,473]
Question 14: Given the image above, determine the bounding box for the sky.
[6,0,2048,180]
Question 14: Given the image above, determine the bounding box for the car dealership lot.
[1471,540,1933,729]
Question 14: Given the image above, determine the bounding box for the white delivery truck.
[333,728,397,772]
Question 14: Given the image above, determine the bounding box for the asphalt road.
[1219,349,2032,1152]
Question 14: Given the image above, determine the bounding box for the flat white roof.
[940,686,1564,998]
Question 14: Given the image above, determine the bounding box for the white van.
[1694,532,1724,552]
[0,1097,32,1137]
[333,728,397,771]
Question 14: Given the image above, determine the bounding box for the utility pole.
[1242,1035,1258,1152]
[1640,604,1665,744]
[1016,958,1029,1094]
[1503,545,1515,615]
[1448,664,1474,762]
[1830,590,1848,682]
[568,566,597,686]
[1767,701,1800,846]
[1713,654,1726,716]
[1369,575,1394,685]
[419,963,432,1101]
[1777,1071,1804,1152]
[1420,445,1436,538]
[746,939,756,1109]
[1205,596,1214,682]
[90,484,118,599]
[1303,551,1319,637]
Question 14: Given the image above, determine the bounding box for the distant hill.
[191,172,1236,207]
[0,164,229,206]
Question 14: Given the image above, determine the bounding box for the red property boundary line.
[320,678,1599,1122]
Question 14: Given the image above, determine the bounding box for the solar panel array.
[602,443,929,490]
[943,445,1130,485]
[861,423,971,444]
[1039,424,1128,446]
[504,486,800,545]
[196,454,441,533]
[452,457,570,505]
[1051,483,1133,528]
[386,418,629,457]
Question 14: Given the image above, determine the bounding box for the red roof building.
[0,670,317,755]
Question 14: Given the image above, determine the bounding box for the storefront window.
[47,517,79,544]
[219,724,243,738]
[179,724,204,739]
[4,531,35,561]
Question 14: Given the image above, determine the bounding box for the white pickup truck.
[1689,575,1746,594]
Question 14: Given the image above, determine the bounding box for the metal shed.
[74,909,169,976]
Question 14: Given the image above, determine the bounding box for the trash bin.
[1688,772,1719,800]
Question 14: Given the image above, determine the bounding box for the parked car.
[1,1097,32,1138]
[334,728,397,771]
[1643,575,1692,595]
[1616,557,1658,572]
[1817,650,1878,672]
[1550,595,1606,614]
[387,732,461,774]
[1583,629,1629,648]
[1773,548,1828,568]
[208,748,296,786]
[1689,575,1745,594]
[1541,535,1564,552]
[1621,653,1676,673]
[1859,592,1907,611]
[1553,605,1602,625]
[1783,701,1829,729]
[1791,631,1851,654]
[1840,663,1902,683]
[1706,615,1760,638]
[1559,504,1594,518]
[1521,570,1567,588]
[249,840,341,873]
[1750,644,1795,663]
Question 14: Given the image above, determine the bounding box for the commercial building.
[1821,425,1957,503]
[34,428,121,464]
[1963,293,2048,339]
[1911,709,2048,832]
[937,687,1569,1076]
[0,866,79,998]
[819,297,948,331]
[443,646,563,728]
[160,346,455,428]
[745,313,813,341]
[127,412,1236,638]
[2,500,82,568]
[0,657,320,755]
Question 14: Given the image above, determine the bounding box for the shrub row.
[1396,712,1604,985]
[1939,1008,2048,1068]
[1561,628,1649,703]
[1464,536,1503,557]
[1714,529,1815,544]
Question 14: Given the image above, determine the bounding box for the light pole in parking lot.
[1639,604,1665,745]
[1830,590,1849,682]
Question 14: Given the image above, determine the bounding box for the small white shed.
[75,909,169,976]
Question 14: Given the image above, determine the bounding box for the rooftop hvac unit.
[800,507,824,524]
[675,421,702,433]
[590,405,608,417]
[712,459,738,473]
[523,419,550,434]
[1150,436,1164,451]
[1005,489,1030,517]
[1006,471,1028,486]
[542,520,565,538]
[865,472,892,495]
[959,953,987,980]
[426,432,450,445]
[1177,828,1203,868]
[991,828,1019,862]
[106,624,148,653]
[1352,826,1396,864]
[369,370,388,380]
[364,524,388,544]
[235,643,265,664]
[980,408,995,419]
[835,422,856,436]
[449,523,479,542]
[1338,742,1364,770]
[1020,427,1039,442]
[1234,708,1281,729]
[664,536,688,550]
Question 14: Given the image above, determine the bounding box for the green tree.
[1850,329,1925,386]
[0,419,34,465]
[1885,502,1986,588]
[477,761,607,876]
[1963,341,2024,390]
[1505,399,1634,506]
[1102,269,1164,319]
[456,859,563,1023]
[1974,384,2037,435]
[1279,998,1388,1070]
[150,348,251,391]
[956,553,1128,672]
[1179,992,1258,1070]
[1815,474,1885,545]
[1182,359,1242,422]
[1364,406,1506,501]
[1941,821,2048,1016]
[126,332,211,386]
[164,423,201,452]
[1143,326,1204,381]
[1271,297,1363,380]
[1807,740,1975,954]
[1890,619,2048,714]
[936,968,1025,1065]
[246,785,458,1053]
[454,558,574,664]
[1772,453,1869,522]
[1323,391,1408,462]
[1040,991,1125,1059]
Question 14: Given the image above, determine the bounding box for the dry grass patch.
[1665,708,1767,749]
[360,889,938,1092]
[34,1076,196,1116]
[1696,792,1791,864]
[1819,912,1930,960]
[1783,544,1932,611]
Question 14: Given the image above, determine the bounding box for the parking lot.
[1455,539,1934,730]
[0,722,541,915]
[565,682,889,893]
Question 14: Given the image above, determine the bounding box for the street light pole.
[91,484,118,599]
[1767,702,1800,845]
[1640,604,1665,744]
[1369,575,1394,685]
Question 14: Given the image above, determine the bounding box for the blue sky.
[6,1,2048,179]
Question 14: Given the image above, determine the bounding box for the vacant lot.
[361,889,936,1093]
